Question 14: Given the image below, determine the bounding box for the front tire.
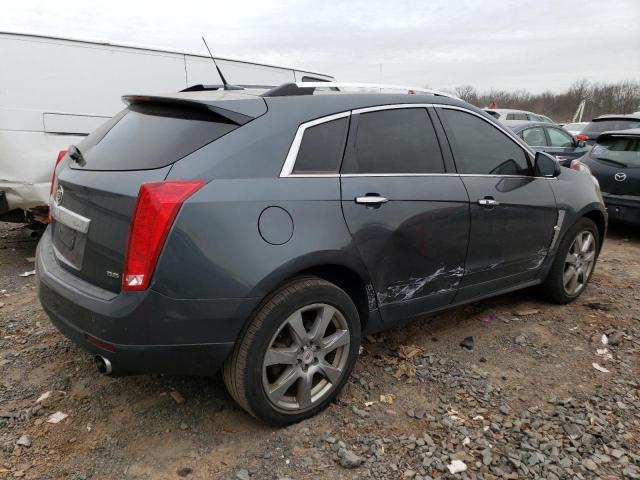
[540,217,600,304]
[223,276,361,426]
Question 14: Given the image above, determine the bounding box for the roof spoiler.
[122,95,254,125]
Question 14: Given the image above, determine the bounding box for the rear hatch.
[580,118,640,144]
[583,133,640,196]
[51,94,263,292]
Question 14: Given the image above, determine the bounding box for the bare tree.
[453,79,640,122]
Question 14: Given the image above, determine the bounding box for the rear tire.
[539,217,600,304]
[223,276,361,426]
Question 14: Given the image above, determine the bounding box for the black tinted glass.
[583,119,640,135]
[441,109,531,175]
[342,108,445,174]
[76,104,237,171]
[293,117,348,173]
[593,136,640,167]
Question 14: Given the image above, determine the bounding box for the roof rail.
[262,82,458,99]
[180,84,277,92]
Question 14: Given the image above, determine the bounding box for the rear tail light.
[575,134,589,141]
[50,150,68,195]
[570,159,591,173]
[123,180,205,291]
[48,150,68,223]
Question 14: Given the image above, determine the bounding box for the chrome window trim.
[341,173,552,179]
[352,103,435,115]
[280,103,548,178]
[279,111,351,177]
[341,173,447,177]
[284,173,340,178]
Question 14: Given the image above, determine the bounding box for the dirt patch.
[1,222,639,479]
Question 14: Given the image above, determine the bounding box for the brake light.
[575,134,589,141]
[570,159,590,173]
[50,150,67,195]
[123,180,205,291]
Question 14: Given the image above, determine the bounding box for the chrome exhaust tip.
[94,355,113,375]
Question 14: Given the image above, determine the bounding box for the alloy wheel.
[262,303,351,412]
[563,230,596,296]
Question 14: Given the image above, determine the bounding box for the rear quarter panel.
[152,177,370,300]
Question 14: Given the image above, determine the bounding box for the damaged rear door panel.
[340,106,470,325]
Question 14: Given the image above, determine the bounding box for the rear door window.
[547,127,574,147]
[75,104,238,171]
[521,127,547,146]
[341,108,445,174]
[440,108,531,176]
[292,117,348,174]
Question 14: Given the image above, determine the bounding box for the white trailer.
[0,31,333,221]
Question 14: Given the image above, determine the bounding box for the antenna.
[201,37,243,91]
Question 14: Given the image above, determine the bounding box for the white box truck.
[0,31,333,222]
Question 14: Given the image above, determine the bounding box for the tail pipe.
[94,355,113,375]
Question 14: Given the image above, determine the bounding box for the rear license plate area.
[53,221,87,270]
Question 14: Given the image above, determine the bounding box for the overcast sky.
[3,0,639,93]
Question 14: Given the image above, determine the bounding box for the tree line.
[451,80,640,123]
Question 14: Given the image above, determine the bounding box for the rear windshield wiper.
[594,157,628,168]
[68,145,86,167]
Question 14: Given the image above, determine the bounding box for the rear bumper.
[602,193,640,225]
[36,228,260,376]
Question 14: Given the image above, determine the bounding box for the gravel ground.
[0,221,638,480]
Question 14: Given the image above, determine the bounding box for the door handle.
[478,197,500,207]
[355,195,388,205]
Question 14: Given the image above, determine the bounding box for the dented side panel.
[454,176,557,301]
[340,175,470,324]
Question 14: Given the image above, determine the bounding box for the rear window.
[593,136,640,167]
[582,119,640,135]
[506,113,528,120]
[74,104,238,171]
[292,118,348,174]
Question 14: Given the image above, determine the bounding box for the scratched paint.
[528,248,549,270]
[378,265,464,304]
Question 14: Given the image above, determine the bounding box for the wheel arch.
[247,254,376,333]
[582,208,606,251]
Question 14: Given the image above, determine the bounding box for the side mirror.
[534,151,561,177]
[576,140,586,148]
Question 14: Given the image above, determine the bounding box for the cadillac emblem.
[54,184,64,205]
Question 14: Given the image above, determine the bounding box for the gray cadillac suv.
[37,82,607,425]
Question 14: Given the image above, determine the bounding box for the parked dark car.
[37,83,607,425]
[504,120,589,165]
[581,129,640,225]
[577,114,640,145]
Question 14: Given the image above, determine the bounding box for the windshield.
[582,119,640,135]
[592,136,640,167]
